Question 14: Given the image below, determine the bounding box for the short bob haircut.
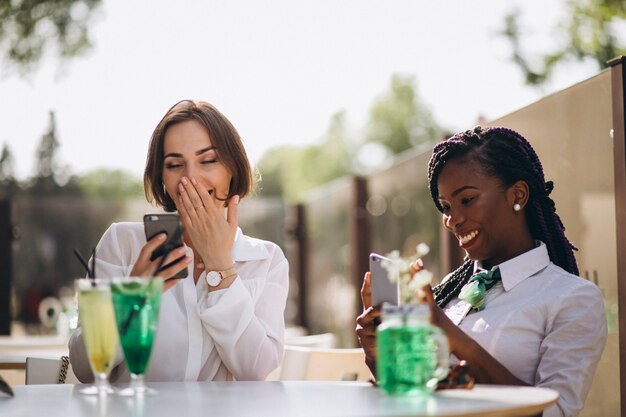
[144,100,255,212]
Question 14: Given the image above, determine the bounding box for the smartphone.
[143,213,188,278]
[369,253,400,306]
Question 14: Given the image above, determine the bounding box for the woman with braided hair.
[357,126,607,417]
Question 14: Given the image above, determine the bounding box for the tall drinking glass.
[76,278,119,395]
[111,277,163,396]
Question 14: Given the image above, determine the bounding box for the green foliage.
[5,111,128,325]
[0,0,103,75]
[503,0,626,86]
[35,111,59,178]
[257,75,444,202]
[0,143,14,182]
[257,111,352,202]
[77,168,144,200]
[366,75,441,154]
[25,111,81,196]
[0,143,20,199]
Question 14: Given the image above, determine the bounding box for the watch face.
[206,271,222,287]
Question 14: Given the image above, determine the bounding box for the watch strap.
[219,266,238,280]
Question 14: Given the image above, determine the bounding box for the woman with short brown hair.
[70,99,289,382]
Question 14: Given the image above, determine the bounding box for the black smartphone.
[143,213,188,278]
[369,253,400,306]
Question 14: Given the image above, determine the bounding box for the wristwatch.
[205,266,238,287]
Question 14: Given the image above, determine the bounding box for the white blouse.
[69,222,289,382]
[443,242,607,417]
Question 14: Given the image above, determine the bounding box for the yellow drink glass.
[76,278,119,395]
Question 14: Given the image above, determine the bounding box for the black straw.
[73,247,97,288]
[120,245,173,336]
[73,248,92,278]
[91,247,96,280]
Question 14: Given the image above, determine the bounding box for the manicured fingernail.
[233,195,240,205]
[177,247,187,254]
[158,233,167,240]
[181,177,188,185]
[191,177,198,185]
[185,256,192,263]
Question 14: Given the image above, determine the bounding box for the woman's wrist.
[197,249,233,270]
[204,260,234,272]
[206,270,238,292]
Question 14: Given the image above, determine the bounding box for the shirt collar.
[476,241,550,292]
[231,227,270,262]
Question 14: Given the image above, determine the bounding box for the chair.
[25,357,80,384]
[284,332,336,348]
[279,346,372,381]
[265,332,339,380]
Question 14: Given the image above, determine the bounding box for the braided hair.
[427,126,578,308]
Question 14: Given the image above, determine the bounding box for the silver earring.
[513,203,521,212]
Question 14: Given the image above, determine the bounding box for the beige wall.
[489,69,619,416]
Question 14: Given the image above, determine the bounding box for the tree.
[28,110,80,195]
[78,168,143,200]
[502,0,626,86]
[366,74,441,155]
[35,111,59,179]
[257,111,352,202]
[0,0,103,75]
[0,143,15,182]
[257,75,445,202]
[0,143,20,198]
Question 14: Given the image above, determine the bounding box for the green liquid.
[111,278,163,375]
[377,325,439,395]
[78,288,119,375]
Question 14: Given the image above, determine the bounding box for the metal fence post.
[350,177,370,318]
[609,55,626,417]
[287,203,308,330]
[0,200,12,334]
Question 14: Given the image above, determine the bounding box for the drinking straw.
[73,248,91,277]
[73,247,97,288]
[91,247,96,280]
[120,245,172,336]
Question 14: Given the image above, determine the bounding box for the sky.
[0,0,600,180]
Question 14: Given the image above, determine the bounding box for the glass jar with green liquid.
[376,304,449,395]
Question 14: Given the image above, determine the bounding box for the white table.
[0,381,557,417]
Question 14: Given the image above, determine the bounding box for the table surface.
[0,381,557,417]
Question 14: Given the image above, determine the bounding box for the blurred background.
[0,1,625,412]
[1,0,620,332]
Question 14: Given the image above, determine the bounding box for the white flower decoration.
[381,243,433,304]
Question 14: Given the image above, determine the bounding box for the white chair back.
[25,357,80,385]
[265,332,338,381]
[284,332,336,348]
[279,346,372,381]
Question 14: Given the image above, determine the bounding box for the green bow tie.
[458,267,501,311]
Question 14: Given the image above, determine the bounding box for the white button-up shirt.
[443,242,607,417]
[69,222,289,382]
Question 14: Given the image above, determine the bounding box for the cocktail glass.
[76,278,119,395]
[111,277,163,396]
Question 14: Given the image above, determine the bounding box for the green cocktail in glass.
[377,304,449,395]
[111,277,163,396]
[76,278,119,395]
